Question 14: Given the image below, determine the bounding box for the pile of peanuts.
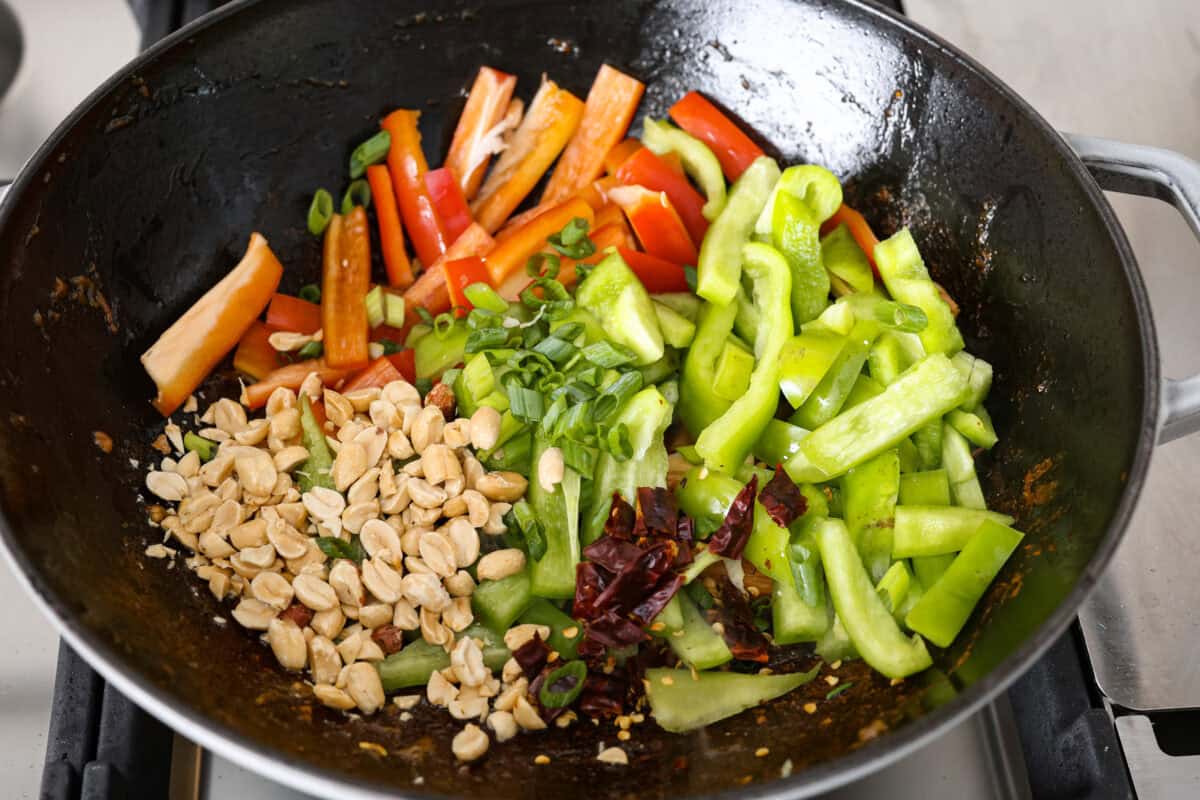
[141,374,571,762]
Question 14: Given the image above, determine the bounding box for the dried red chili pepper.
[708,474,759,559]
[759,464,807,527]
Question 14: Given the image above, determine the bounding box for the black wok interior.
[0,0,1155,797]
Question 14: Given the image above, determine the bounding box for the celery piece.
[472,569,533,633]
[948,406,998,449]
[364,285,384,329]
[413,321,468,379]
[951,351,993,411]
[653,291,703,321]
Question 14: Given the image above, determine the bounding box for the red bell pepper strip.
[541,65,645,205]
[443,256,491,310]
[266,293,322,334]
[617,247,689,294]
[608,186,699,266]
[381,109,449,267]
[343,355,405,392]
[232,320,283,381]
[604,137,643,174]
[365,164,414,289]
[424,167,474,244]
[388,349,417,383]
[141,232,284,416]
[616,147,709,246]
[445,67,518,200]
[242,358,355,409]
[401,222,496,325]
[321,208,371,369]
[821,204,881,275]
[669,91,765,182]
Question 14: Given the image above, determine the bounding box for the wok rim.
[0,0,1160,797]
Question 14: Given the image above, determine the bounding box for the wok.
[2,0,1200,797]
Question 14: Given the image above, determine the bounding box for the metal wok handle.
[1065,133,1200,444]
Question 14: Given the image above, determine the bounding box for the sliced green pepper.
[942,422,986,509]
[891,506,1014,558]
[642,118,728,220]
[912,421,944,471]
[752,418,809,468]
[756,164,844,235]
[912,554,955,588]
[695,242,793,473]
[841,449,900,583]
[815,518,932,678]
[772,191,831,325]
[899,469,952,506]
[876,560,913,621]
[575,251,665,365]
[668,591,733,669]
[868,332,916,387]
[518,599,582,660]
[822,223,876,294]
[472,569,533,632]
[696,156,780,305]
[874,228,963,355]
[844,373,885,410]
[713,339,755,401]
[905,519,1024,647]
[948,406,998,449]
[653,300,697,348]
[745,505,826,642]
[377,639,450,691]
[791,319,879,429]
[645,667,820,733]
[778,329,847,408]
[679,299,739,436]
[298,394,334,492]
[675,465,742,536]
[951,350,993,411]
[653,292,703,322]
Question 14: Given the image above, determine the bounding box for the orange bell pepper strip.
[266,293,322,334]
[343,355,405,392]
[541,65,645,205]
[424,167,474,244]
[495,218,632,300]
[382,109,449,267]
[615,147,709,246]
[401,222,496,323]
[820,203,881,275]
[321,208,371,369]
[617,247,689,294]
[669,90,765,181]
[242,359,354,410]
[140,232,283,416]
[232,320,283,381]
[485,197,594,286]
[443,256,491,310]
[604,137,644,175]
[445,67,518,200]
[388,349,417,383]
[471,78,584,233]
[365,164,414,289]
[593,202,624,231]
[608,186,698,266]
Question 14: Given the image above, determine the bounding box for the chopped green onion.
[414,378,434,396]
[415,306,434,326]
[465,327,510,353]
[526,252,562,279]
[377,338,402,356]
[551,322,585,343]
[341,179,372,214]
[561,440,598,474]
[560,401,593,439]
[384,291,406,328]
[508,386,545,423]
[364,285,385,328]
[307,189,334,236]
[348,130,391,179]
[581,340,636,368]
[594,371,644,421]
[548,217,596,260]
[467,308,502,330]
[533,336,577,365]
[463,282,509,313]
[538,660,588,709]
[296,341,324,359]
[603,423,633,459]
[433,312,456,339]
[315,536,366,562]
[298,283,322,304]
[825,681,854,700]
[183,432,217,462]
[684,265,698,293]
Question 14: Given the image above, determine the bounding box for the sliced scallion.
[307,189,334,236]
[364,285,385,328]
[348,130,391,179]
[463,282,509,314]
[296,341,324,359]
[508,386,545,423]
[341,179,372,214]
[384,291,406,328]
[298,283,322,304]
[582,340,636,368]
[538,660,588,709]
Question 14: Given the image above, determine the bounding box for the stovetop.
[6,1,1200,798]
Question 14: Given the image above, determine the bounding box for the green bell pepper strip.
[667,591,733,669]
[638,348,679,386]
[183,432,216,462]
[804,299,856,336]
[481,430,532,475]
[414,320,469,379]
[795,353,968,482]
[733,286,760,348]
[463,623,512,671]
[580,386,673,545]
[696,156,780,305]
[787,518,828,607]
[298,394,335,492]
[815,612,858,663]
[912,421,943,471]
[472,568,533,632]
[682,548,722,584]
[897,437,922,474]
[752,418,810,467]
[948,406,998,449]
[868,332,915,387]
[527,434,582,599]
[651,594,685,634]
[899,469,952,506]
[942,422,987,509]
[675,465,743,536]
[755,164,844,236]
[841,449,901,583]
[518,599,582,660]
[653,292,703,321]
[814,518,933,678]
[843,373,885,411]
[645,666,820,733]
[641,117,728,221]
[905,519,1024,647]
[377,639,450,691]
[653,300,697,348]
[822,223,876,294]
[712,339,755,401]
[895,566,926,624]
[951,350,993,411]
[778,329,847,409]
[745,506,826,642]
[575,251,665,366]
[772,191,831,326]
[876,560,913,620]
[790,319,879,429]
[695,242,794,473]
[874,228,963,355]
[891,506,1015,558]
[912,554,955,588]
[679,299,739,436]
[837,294,929,333]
